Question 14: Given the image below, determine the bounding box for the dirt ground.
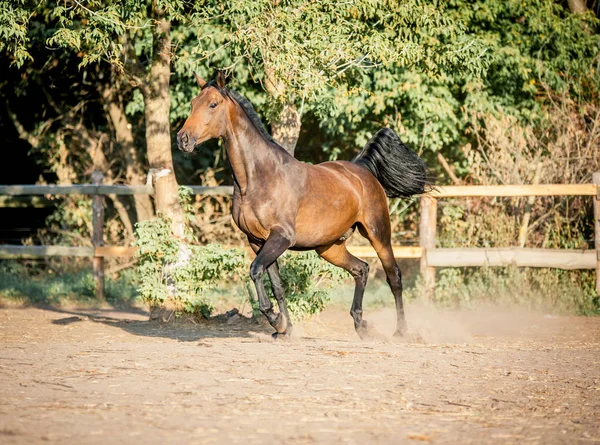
[0,303,599,445]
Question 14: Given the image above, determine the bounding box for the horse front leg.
[267,261,293,337]
[249,228,294,337]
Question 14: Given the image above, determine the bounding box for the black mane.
[203,80,275,144]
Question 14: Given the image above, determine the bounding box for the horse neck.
[223,102,287,193]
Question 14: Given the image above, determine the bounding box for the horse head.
[177,71,229,153]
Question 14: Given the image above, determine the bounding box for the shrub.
[134,214,248,319]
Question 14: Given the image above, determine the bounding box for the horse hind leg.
[316,242,373,339]
[358,221,407,337]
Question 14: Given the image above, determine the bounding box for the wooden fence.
[0,171,598,299]
[419,177,600,296]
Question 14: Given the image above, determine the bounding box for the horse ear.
[216,70,226,89]
[194,72,206,88]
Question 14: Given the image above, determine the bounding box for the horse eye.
[209,102,218,109]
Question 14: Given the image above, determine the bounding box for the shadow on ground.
[18,304,272,341]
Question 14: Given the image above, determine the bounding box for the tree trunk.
[567,0,587,13]
[264,66,301,156]
[100,83,154,223]
[55,133,76,185]
[270,103,301,156]
[142,8,184,238]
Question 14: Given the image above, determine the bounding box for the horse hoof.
[272,313,288,333]
[272,332,292,341]
[355,320,373,340]
[356,320,387,341]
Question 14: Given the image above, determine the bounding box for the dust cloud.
[298,302,578,345]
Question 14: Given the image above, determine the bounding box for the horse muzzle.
[177,131,196,153]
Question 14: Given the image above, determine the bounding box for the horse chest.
[232,198,269,242]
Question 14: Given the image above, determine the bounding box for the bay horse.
[177,72,430,339]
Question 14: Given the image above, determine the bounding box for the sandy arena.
[0,304,599,444]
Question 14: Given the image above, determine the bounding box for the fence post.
[92,171,105,301]
[593,172,600,297]
[419,196,437,297]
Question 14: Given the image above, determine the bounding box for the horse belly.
[293,194,358,248]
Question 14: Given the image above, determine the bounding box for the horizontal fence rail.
[1,245,594,271]
[0,245,424,260]
[0,184,154,195]
[0,184,234,196]
[0,245,95,258]
[431,184,598,198]
[0,175,598,298]
[0,196,52,208]
[426,248,596,270]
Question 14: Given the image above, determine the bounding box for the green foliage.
[0,0,33,67]
[134,211,248,319]
[42,0,185,69]
[451,0,600,108]
[196,0,490,121]
[317,0,600,167]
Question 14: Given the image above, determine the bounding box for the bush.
[134,214,247,319]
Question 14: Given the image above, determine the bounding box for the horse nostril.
[181,133,189,143]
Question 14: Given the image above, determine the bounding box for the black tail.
[353,128,432,198]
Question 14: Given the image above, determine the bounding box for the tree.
[1,0,186,237]
[196,0,489,154]
[310,0,600,184]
